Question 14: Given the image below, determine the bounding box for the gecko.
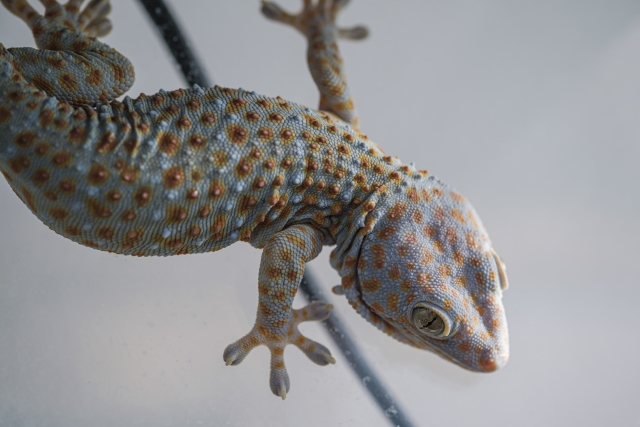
[0,0,510,399]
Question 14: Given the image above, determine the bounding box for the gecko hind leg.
[1,0,134,105]
[1,0,113,41]
[261,0,368,127]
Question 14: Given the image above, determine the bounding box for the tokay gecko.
[0,0,510,399]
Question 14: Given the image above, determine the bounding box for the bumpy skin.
[0,0,510,399]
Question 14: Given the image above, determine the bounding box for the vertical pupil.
[413,307,445,335]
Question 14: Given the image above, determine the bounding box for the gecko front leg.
[223,224,335,399]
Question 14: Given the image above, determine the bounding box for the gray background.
[1,0,639,426]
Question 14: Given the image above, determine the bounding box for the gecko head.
[348,185,509,372]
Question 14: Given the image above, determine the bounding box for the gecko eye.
[412,303,453,339]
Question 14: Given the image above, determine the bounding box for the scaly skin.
[0,0,510,399]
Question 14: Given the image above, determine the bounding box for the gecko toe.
[294,336,335,366]
[269,357,291,400]
[294,301,333,323]
[338,25,369,40]
[222,343,246,366]
[223,331,262,366]
[260,1,294,24]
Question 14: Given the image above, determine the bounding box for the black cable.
[137,0,210,88]
[300,270,417,427]
[136,1,416,425]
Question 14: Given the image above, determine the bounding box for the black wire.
[136,1,416,425]
[137,0,210,88]
[300,271,417,427]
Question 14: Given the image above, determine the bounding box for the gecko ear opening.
[490,248,509,291]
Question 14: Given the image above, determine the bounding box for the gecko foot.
[223,301,335,399]
[1,0,113,40]
[261,0,368,40]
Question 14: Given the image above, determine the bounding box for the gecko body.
[0,0,509,399]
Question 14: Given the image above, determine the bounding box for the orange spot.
[199,205,212,218]
[466,233,480,251]
[32,167,50,185]
[163,167,184,189]
[404,232,418,245]
[227,124,249,144]
[64,226,81,237]
[377,226,396,240]
[445,227,457,244]
[87,164,108,186]
[235,158,252,178]
[361,277,381,292]
[405,292,416,305]
[238,195,257,216]
[134,187,152,206]
[87,199,111,218]
[450,192,467,203]
[387,293,399,312]
[470,257,482,267]
[51,151,72,168]
[341,273,355,289]
[14,131,35,148]
[9,156,30,174]
[420,250,433,266]
[387,202,407,221]
[158,132,180,156]
[388,266,402,280]
[200,113,216,126]
[370,244,386,270]
[416,272,431,285]
[478,357,499,372]
[457,342,472,353]
[424,225,436,239]
[439,264,452,278]
[49,208,68,221]
[86,68,101,86]
[451,209,466,224]
[167,205,189,223]
[453,251,465,266]
[97,132,117,154]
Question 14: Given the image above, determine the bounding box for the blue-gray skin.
[0,0,509,399]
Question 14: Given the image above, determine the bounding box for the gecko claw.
[269,360,291,400]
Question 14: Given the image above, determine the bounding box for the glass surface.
[1,0,639,425]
